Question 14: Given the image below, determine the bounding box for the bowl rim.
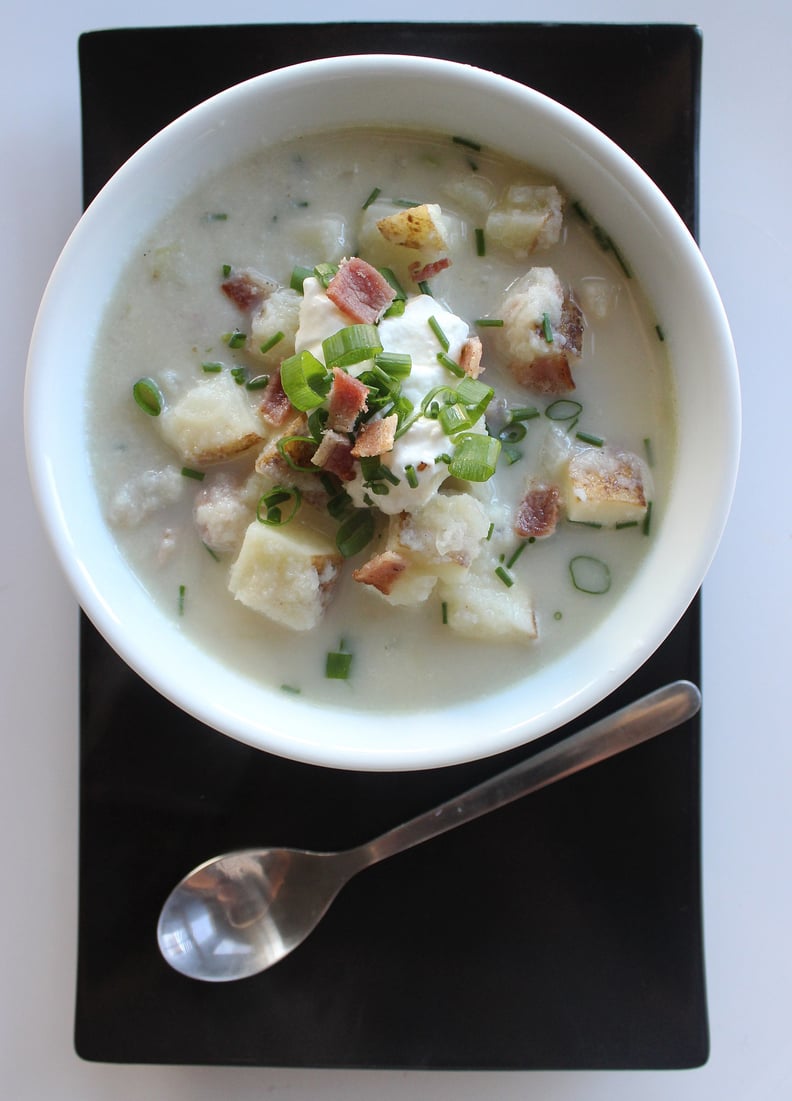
[24,53,741,771]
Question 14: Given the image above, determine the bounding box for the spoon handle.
[358,680,701,869]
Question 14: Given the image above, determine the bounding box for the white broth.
[88,127,675,711]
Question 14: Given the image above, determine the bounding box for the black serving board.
[75,23,707,1069]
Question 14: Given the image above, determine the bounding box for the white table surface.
[3,1,790,1098]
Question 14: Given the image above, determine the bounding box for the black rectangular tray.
[75,22,707,1069]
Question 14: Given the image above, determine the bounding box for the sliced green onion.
[475,317,504,327]
[428,315,450,352]
[495,565,514,587]
[336,510,376,558]
[201,361,223,373]
[313,262,339,289]
[439,401,472,436]
[374,351,412,378]
[569,555,611,594]
[437,351,465,377]
[499,422,527,444]
[132,377,164,416]
[280,349,331,411]
[546,399,583,422]
[501,443,523,465]
[259,331,285,355]
[290,265,314,293]
[323,324,382,369]
[325,648,353,680]
[383,298,406,318]
[256,486,302,526]
[541,312,554,343]
[276,434,317,473]
[448,433,501,482]
[475,227,486,257]
[181,467,205,481]
[418,280,432,296]
[576,431,604,447]
[362,186,382,210]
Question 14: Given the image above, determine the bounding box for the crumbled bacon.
[513,352,576,394]
[221,267,276,311]
[352,550,408,595]
[351,414,398,458]
[259,369,294,427]
[326,257,396,324]
[328,367,369,432]
[515,485,560,539]
[459,335,483,378]
[408,257,451,283]
[311,430,356,481]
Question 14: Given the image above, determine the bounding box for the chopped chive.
[204,212,227,222]
[499,422,527,444]
[643,437,655,467]
[643,500,653,536]
[256,486,302,527]
[246,374,270,390]
[132,377,164,416]
[575,431,604,447]
[511,406,540,422]
[475,227,486,256]
[276,434,318,473]
[567,518,603,529]
[223,329,246,349]
[290,265,314,293]
[495,565,514,588]
[441,601,449,625]
[553,610,563,621]
[383,298,406,318]
[501,443,523,465]
[230,366,248,385]
[418,280,432,296]
[222,263,231,278]
[391,197,421,208]
[336,509,376,558]
[313,262,338,288]
[203,542,221,561]
[405,464,419,489]
[655,324,666,341]
[506,542,528,569]
[201,361,223,373]
[325,647,353,680]
[437,351,465,377]
[475,317,504,327]
[280,684,301,695]
[259,330,285,355]
[428,315,450,352]
[541,312,554,343]
[486,522,495,541]
[569,555,611,594]
[362,186,382,210]
[545,399,583,422]
[571,200,591,224]
[181,467,205,481]
[615,520,639,530]
[178,584,186,615]
[452,135,482,151]
[571,200,632,276]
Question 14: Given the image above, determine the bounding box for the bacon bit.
[459,335,483,378]
[351,414,398,458]
[221,268,276,311]
[511,352,576,394]
[311,430,357,481]
[515,485,560,539]
[259,368,294,426]
[408,256,451,283]
[352,550,408,595]
[326,257,396,324]
[328,367,369,432]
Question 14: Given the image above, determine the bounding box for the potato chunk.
[228,520,343,630]
[160,372,264,465]
[376,202,448,252]
[485,184,564,256]
[562,447,649,526]
[438,558,538,642]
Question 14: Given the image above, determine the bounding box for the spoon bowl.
[158,680,701,982]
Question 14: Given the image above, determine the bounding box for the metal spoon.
[157,679,700,982]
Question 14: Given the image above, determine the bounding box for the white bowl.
[25,55,740,771]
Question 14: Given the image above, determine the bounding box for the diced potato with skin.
[438,556,538,642]
[485,184,564,257]
[247,287,301,365]
[562,447,650,526]
[228,520,343,631]
[376,203,448,252]
[160,372,264,465]
[357,202,465,289]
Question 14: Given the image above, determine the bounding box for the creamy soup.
[88,127,675,711]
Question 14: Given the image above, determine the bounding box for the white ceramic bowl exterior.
[25,55,740,770]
